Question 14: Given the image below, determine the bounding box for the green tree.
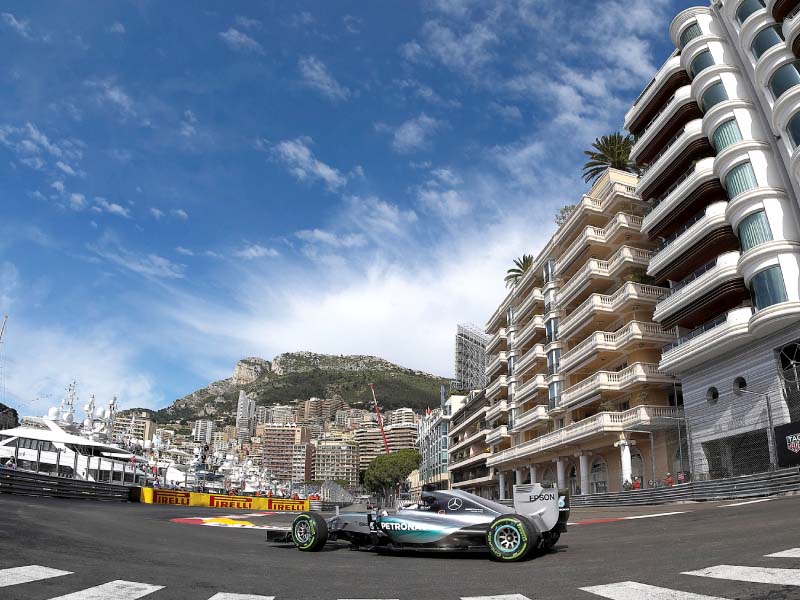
[504,254,534,288]
[582,132,635,184]
[363,448,421,501]
[555,204,576,226]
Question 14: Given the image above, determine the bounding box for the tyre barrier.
[0,466,131,501]
[569,467,800,507]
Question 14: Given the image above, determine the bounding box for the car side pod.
[486,514,538,562]
[291,512,328,552]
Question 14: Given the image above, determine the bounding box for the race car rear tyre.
[291,512,328,552]
[542,531,560,551]
[486,514,537,562]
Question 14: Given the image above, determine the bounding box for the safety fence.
[570,466,800,507]
[132,487,309,511]
[0,466,131,501]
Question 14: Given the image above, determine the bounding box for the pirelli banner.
[134,488,309,512]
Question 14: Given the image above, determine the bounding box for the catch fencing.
[0,466,130,501]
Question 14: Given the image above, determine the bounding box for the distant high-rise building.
[235,391,256,443]
[387,407,417,426]
[354,422,417,473]
[314,433,358,487]
[192,419,214,444]
[112,411,156,442]
[453,323,490,391]
[292,443,315,484]
[256,423,307,483]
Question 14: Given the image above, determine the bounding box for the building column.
[555,458,566,489]
[615,437,633,486]
[515,467,524,486]
[529,464,537,484]
[579,454,590,496]
[498,471,507,500]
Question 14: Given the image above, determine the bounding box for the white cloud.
[50,181,65,194]
[298,56,350,102]
[150,208,164,220]
[417,188,470,219]
[418,19,497,74]
[234,16,261,29]
[271,136,347,191]
[489,102,522,121]
[430,168,462,186]
[108,22,125,34]
[175,246,194,256]
[1,12,32,39]
[69,193,86,210]
[180,110,197,137]
[93,197,131,218]
[342,15,362,34]
[84,79,136,117]
[90,234,184,279]
[233,244,280,260]
[396,79,460,108]
[56,161,78,176]
[171,208,189,220]
[492,139,547,189]
[218,28,263,53]
[343,195,418,241]
[375,113,443,154]
[295,229,367,248]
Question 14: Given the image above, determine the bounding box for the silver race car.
[267,483,569,562]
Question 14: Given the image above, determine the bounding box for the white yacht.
[0,385,149,485]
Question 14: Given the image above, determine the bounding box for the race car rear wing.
[511,483,570,533]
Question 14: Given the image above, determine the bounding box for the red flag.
[426,406,431,416]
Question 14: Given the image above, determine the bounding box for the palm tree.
[504,254,533,288]
[582,132,635,183]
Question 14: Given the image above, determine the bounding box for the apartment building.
[192,419,214,444]
[447,390,498,497]
[418,394,466,490]
[483,170,684,497]
[387,408,417,426]
[291,443,315,484]
[453,323,490,391]
[235,391,256,443]
[255,423,308,483]
[625,0,800,478]
[112,411,156,443]
[354,422,417,473]
[314,433,359,487]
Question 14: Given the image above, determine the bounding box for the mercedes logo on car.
[446,498,463,511]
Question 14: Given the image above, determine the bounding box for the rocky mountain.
[155,352,449,423]
[0,402,19,429]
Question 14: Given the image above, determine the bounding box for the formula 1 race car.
[266,483,569,562]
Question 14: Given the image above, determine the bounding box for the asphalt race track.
[1,494,800,599]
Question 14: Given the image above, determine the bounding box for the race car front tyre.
[291,512,328,552]
[486,514,538,562]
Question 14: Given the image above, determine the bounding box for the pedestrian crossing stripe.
[207,595,276,599]
[683,565,800,586]
[46,580,164,599]
[0,565,73,587]
[579,581,728,599]
[765,548,800,558]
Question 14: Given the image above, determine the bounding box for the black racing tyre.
[542,531,560,551]
[486,514,538,562]
[291,512,328,551]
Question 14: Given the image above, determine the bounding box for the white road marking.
[46,580,164,599]
[461,596,532,600]
[624,512,686,520]
[0,565,72,587]
[766,548,800,558]
[720,498,771,507]
[683,565,800,586]
[207,594,275,600]
[580,581,729,599]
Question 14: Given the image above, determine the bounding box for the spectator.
[664,472,674,486]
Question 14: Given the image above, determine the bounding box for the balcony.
[660,307,753,371]
[653,251,743,327]
[485,399,508,422]
[512,404,549,432]
[636,119,710,200]
[451,472,496,489]
[514,343,546,377]
[784,6,800,54]
[449,427,491,454]
[485,351,508,379]
[515,287,544,322]
[556,213,645,278]
[559,321,677,374]
[773,0,800,22]
[515,315,546,348]
[560,363,674,410]
[625,54,689,136]
[486,424,510,445]
[561,282,664,340]
[631,86,701,166]
[642,157,727,239]
[485,375,508,401]
[448,406,488,437]
[486,328,507,353]
[449,451,492,472]
[558,246,653,308]
[647,202,733,281]
[488,405,683,467]
[515,374,547,404]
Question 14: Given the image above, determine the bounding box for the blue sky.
[0,0,696,415]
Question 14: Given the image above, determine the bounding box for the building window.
[751,25,784,60]
[707,387,720,405]
[701,82,728,112]
[680,23,702,48]
[724,162,758,198]
[548,382,562,410]
[712,118,743,151]
[786,112,800,148]
[751,266,788,310]
[545,318,559,343]
[543,259,556,284]
[689,51,715,78]
[736,0,765,24]
[738,210,773,251]
[547,349,561,376]
[769,61,800,100]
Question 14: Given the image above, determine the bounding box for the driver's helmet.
[420,493,436,507]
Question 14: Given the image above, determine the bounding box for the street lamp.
[732,377,776,470]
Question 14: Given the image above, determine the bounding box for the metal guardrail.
[0,466,131,501]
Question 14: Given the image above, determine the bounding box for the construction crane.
[368,383,391,455]
[0,315,7,343]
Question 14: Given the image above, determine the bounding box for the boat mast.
[0,315,7,342]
